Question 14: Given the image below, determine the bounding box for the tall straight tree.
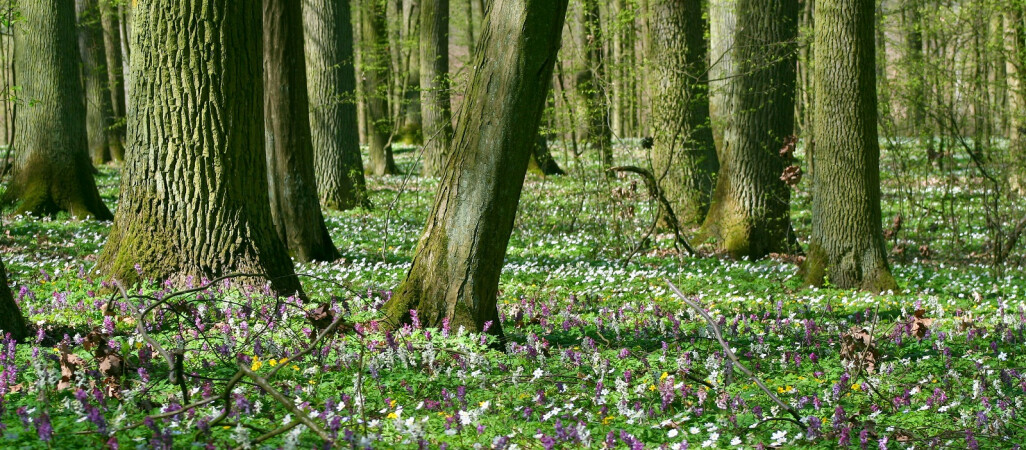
[648,0,718,227]
[382,0,569,337]
[3,0,111,220]
[572,0,612,166]
[76,0,120,164]
[99,0,127,160]
[702,0,799,259]
[708,0,736,154]
[97,0,302,296]
[420,0,454,176]
[362,0,399,175]
[264,0,340,263]
[0,256,28,342]
[303,0,370,210]
[805,0,896,291]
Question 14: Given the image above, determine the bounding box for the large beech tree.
[382,0,569,338]
[419,0,454,177]
[805,0,897,291]
[648,0,718,226]
[701,0,799,259]
[361,0,399,175]
[97,0,302,296]
[303,0,370,210]
[0,256,28,342]
[264,0,340,263]
[3,0,112,220]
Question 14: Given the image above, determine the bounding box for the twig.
[609,166,696,255]
[666,280,806,431]
[240,366,333,443]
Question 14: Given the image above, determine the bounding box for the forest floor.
[1,144,1024,449]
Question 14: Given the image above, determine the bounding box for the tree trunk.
[400,0,422,143]
[264,0,341,263]
[572,0,612,166]
[0,257,28,342]
[76,0,120,165]
[798,0,815,177]
[1008,5,1026,167]
[648,0,718,227]
[420,0,454,177]
[805,0,896,292]
[708,0,736,156]
[303,0,371,210]
[701,0,799,259]
[528,135,566,176]
[361,0,399,175]
[382,0,568,338]
[3,0,112,220]
[99,0,126,161]
[97,0,302,296]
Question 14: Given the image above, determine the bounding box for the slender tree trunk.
[401,0,422,142]
[806,0,896,291]
[361,0,399,175]
[303,0,370,210]
[702,0,799,259]
[99,0,126,161]
[0,256,28,342]
[572,0,612,166]
[420,0,454,176]
[97,0,302,296]
[649,0,718,227]
[528,135,565,176]
[3,0,111,220]
[382,0,569,338]
[465,0,476,55]
[76,0,119,165]
[1008,5,1026,167]
[264,0,341,263]
[709,0,736,156]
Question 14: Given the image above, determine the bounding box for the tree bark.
[264,0,341,263]
[420,0,454,177]
[805,0,896,291]
[361,0,399,175]
[382,0,568,338]
[528,135,565,176]
[0,256,28,342]
[701,0,799,259]
[3,0,112,220]
[76,0,120,165]
[708,0,736,156]
[303,0,371,210]
[648,0,719,227]
[99,0,126,161]
[572,0,612,166]
[97,0,302,296]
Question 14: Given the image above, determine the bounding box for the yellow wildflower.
[602,416,614,425]
[660,372,669,381]
[851,383,861,392]
[251,356,262,371]
[386,412,398,419]
[649,385,657,391]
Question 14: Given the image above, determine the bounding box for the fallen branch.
[608,166,696,255]
[666,279,806,431]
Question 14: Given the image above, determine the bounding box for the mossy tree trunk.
[420,0,454,177]
[382,0,568,338]
[572,0,612,166]
[361,0,399,175]
[0,257,28,342]
[264,0,341,263]
[96,0,302,296]
[303,0,370,211]
[75,0,120,165]
[701,0,799,259]
[648,0,718,227]
[99,0,126,161]
[3,0,112,220]
[805,0,896,292]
